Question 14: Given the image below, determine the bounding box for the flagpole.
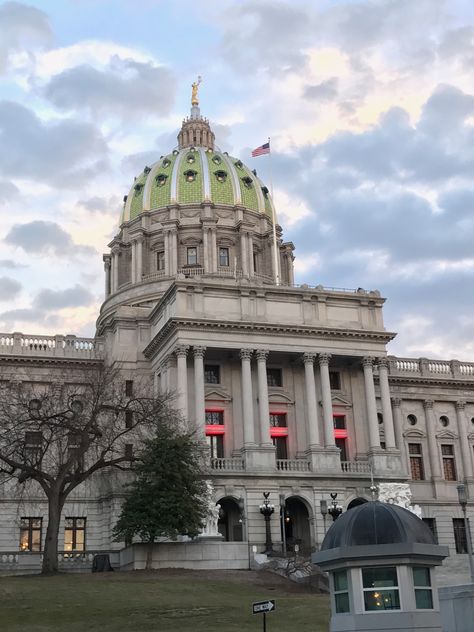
[268,137,280,286]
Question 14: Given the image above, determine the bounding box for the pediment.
[217,237,236,247]
[205,388,232,402]
[436,430,458,440]
[268,392,294,405]
[332,395,352,408]
[180,236,202,245]
[403,428,426,439]
[150,239,165,250]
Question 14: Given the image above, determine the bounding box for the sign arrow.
[252,600,276,614]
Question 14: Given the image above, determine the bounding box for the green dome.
[121,147,275,224]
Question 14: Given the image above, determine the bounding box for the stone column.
[131,240,136,283]
[103,256,111,297]
[362,357,381,449]
[248,234,254,276]
[392,398,409,474]
[164,231,170,275]
[423,400,441,479]
[175,345,189,423]
[319,353,335,447]
[193,346,206,439]
[303,353,321,447]
[456,401,474,479]
[240,349,256,446]
[240,232,248,277]
[136,238,143,282]
[202,227,209,272]
[256,350,272,446]
[210,229,217,272]
[111,249,119,293]
[378,359,396,449]
[170,230,178,274]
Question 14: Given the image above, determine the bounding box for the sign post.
[252,600,276,632]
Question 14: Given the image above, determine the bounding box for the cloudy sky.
[1,0,474,360]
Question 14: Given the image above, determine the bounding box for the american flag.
[251,142,270,157]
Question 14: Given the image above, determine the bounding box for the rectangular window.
[64,518,86,553]
[422,518,438,544]
[67,433,84,470]
[207,434,224,459]
[333,569,350,613]
[362,566,400,611]
[125,410,134,429]
[270,413,287,428]
[25,431,42,463]
[273,436,288,460]
[253,251,258,273]
[409,443,425,480]
[333,415,346,430]
[453,518,468,553]
[205,410,224,425]
[20,517,42,552]
[219,247,229,267]
[157,251,165,271]
[413,566,433,609]
[125,380,133,397]
[329,371,341,390]
[125,443,134,460]
[335,438,347,461]
[204,365,220,384]
[441,444,457,481]
[186,246,198,265]
[267,368,282,387]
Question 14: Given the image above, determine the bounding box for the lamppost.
[456,484,474,583]
[328,493,343,522]
[259,492,275,554]
[320,499,328,534]
[279,494,287,557]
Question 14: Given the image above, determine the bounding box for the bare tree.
[0,367,174,574]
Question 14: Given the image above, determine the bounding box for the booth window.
[333,569,350,613]
[362,567,400,611]
[413,567,433,609]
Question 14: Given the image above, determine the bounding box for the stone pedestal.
[306,446,341,473]
[241,445,276,471]
[369,449,404,477]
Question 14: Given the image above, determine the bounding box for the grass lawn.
[0,569,330,632]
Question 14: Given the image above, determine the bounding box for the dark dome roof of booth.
[321,501,435,550]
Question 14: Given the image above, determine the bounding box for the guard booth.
[313,501,448,632]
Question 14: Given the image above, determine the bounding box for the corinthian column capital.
[423,399,434,410]
[455,400,466,411]
[193,346,206,359]
[303,352,317,365]
[255,349,269,362]
[318,353,332,366]
[362,357,374,368]
[175,345,189,358]
[377,357,389,370]
[239,348,253,361]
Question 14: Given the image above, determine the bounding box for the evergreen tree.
[113,427,209,568]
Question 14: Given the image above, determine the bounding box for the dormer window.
[212,155,222,165]
[184,169,197,183]
[186,154,196,164]
[162,158,171,168]
[144,166,151,174]
[261,186,269,198]
[155,173,168,187]
[241,176,253,188]
[214,170,227,183]
[134,183,143,193]
[234,160,243,169]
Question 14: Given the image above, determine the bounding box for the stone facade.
[1,105,474,581]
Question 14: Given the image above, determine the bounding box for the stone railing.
[0,333,102,360]
[210,457,245,471]
[341,460,372,474]
[0,550,119,574]
[387,357,474,380]
[276,459,311,472]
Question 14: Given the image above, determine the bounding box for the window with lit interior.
[20,517,42,552]
[64,518,86,553]
[362,567,400,611]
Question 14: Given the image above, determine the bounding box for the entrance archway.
[217,497,243,542]
[347,497,368,511]
[282,496,311,554]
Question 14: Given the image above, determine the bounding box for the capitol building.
[1,92,473,581]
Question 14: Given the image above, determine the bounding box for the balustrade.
[0,333,100,358]
[210,457,245,471]
[340,460,371,474]
[276,459,311,472]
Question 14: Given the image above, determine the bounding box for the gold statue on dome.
[191,76,202,106]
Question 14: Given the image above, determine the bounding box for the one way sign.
[252,600,276,614]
